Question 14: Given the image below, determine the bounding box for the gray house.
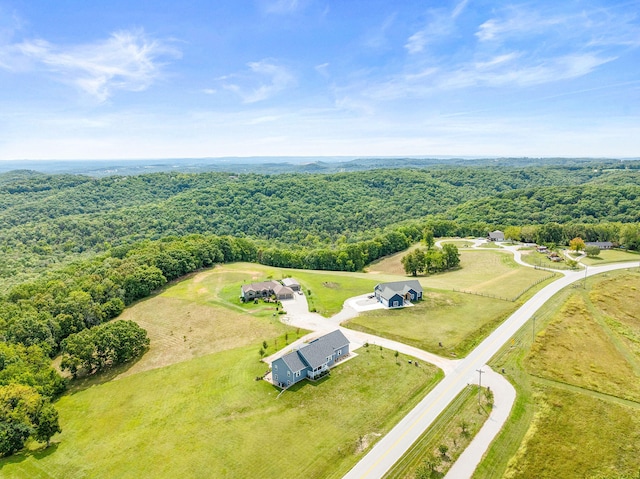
[585,241,614,250]
[488,230,505,241]
[271,330,350,389]
[374,280,423,308]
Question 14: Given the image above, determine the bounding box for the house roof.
[279,350,307,373]
[585,241,613,248]
[273,284,294,296]
[282,278,300,288]
[241,280,278,294]
[488,230,505,239]
[374,280,423,302]
[297,330,350,370]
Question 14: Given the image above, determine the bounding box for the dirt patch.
[323,282,340,289]
[355,432,382,453]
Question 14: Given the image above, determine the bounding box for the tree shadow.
[0,442,59,467]
[64,353,145,395]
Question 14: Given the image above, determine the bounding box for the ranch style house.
[374,280,423,308]
[487,230,505,241]
[240,280,295,302]
[271,330,350,389]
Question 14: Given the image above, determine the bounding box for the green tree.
[585,245,601,257]
[442,244,460,269]
[569,237,585,252]
[423,228,435,250]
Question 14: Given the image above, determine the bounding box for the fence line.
[452,272,557,303]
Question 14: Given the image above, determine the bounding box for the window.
[287,371,291,377]
[274,364,278,370]
[274,374,278,381]
[295,371,300,378]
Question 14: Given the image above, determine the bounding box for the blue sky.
[1,0,639,160]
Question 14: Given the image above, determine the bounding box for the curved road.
[343,259,639,479]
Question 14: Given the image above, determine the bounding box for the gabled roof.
[374,280,423,301]
[282,278,300,288]
[297,330,350,370]
[241,280,278,294]
[279,350,307,373]
[488,230,505,239]
[273,284,294,296]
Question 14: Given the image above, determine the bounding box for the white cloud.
[0,29,180,102]
[222,59,295,103]
[404,4,463,55]
[263,0,304,14]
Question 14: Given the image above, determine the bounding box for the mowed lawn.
[481,271,640,479]
[1,345,441,479]
[581,248,640,266]
[366,246,552,298]
[345,291,516,357]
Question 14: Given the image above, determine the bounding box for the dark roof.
[279,350,307,372]
[272,330,350,371]
[298,330,350,369]
[374,280,423,301]
[585,241,613,248]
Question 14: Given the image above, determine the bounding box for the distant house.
[271,330,350,389]
[282,278,301,291]
[487,230,505,242]
[536,245,549,253]
[585,241,614,250]
[241,280,296,302]
[374,280,423,308]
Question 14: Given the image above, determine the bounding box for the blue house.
[374,280,423,308]
[271,330,350,389]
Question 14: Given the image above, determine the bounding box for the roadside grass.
[344,291,516,357]
[1,345,442,479]
[525,294,640,401]
[502,386,640,479]
[384,385,492,479]
[581,248,640,266]
[475,269,640,479]
[589,274,640,360]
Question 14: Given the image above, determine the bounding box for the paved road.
[342,261,639,479]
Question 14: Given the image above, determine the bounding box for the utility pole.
[476,368,484,405]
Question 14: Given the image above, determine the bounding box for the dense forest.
[1,164,639,287]
[1,160,640,456]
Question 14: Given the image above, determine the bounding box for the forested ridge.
[1,161,639,456]
[1,165,639,286]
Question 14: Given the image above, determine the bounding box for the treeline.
[3,166,639,288]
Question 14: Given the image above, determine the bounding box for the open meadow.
[477,270,640,479]
[581,248,640,266]
[0,265,442,479]
[347,246,556,356]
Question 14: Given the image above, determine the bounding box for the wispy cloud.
[0,29,180,102]
[263,0,305,14]
[405,1,467,54]
[221,59,295,103]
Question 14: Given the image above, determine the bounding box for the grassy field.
[475,270,640,479]
[519,249,576,270]
[344,291,517,357]
[346,247,555,357]
[384,385,492,479]
[367,246,552,297]
[2,345,441,479]
[581,248,640,266]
